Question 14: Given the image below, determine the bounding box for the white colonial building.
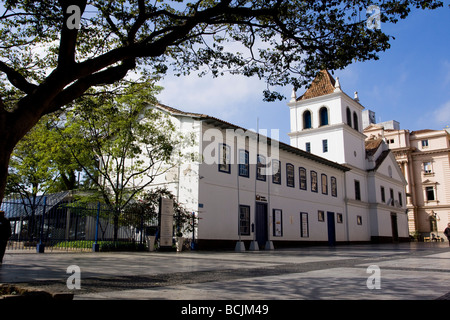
[288,70,408,244]
[150,70,409,250]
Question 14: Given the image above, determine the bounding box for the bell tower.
[288,70,367,170]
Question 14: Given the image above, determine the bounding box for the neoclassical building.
[364,117,450,241]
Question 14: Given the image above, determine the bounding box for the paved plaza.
[0,242,449,301]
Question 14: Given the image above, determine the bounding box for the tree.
[0,0,444,203]
[7,112,94,197]
[60,81,187,240]
[5,118,62,240]
[7,118,59,199]
[123,187,195,239]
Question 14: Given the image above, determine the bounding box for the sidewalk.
[1,243,449,300]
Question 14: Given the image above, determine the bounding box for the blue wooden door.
[255,203,268,248]
[327,211,336,246]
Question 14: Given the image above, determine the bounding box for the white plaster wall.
[197,122,348,243]
[346,203,371,241]
[342,128,367,169]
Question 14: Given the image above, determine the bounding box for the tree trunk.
[0,110,42,205]
[113,213,119,242]
[0,151,11,205]
[0,132,16,205]
[61,170,77,190]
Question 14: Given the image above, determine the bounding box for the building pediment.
[364,123,384,132]
[422,179,437,185]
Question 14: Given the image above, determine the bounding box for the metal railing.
[1,194,159,252]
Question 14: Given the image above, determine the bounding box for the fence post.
[191,212,196,250]
[93,202,100,252]
[37,197,47,253]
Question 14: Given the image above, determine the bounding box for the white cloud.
[156,72,292,145]
[156,33,286,125]
[157,73,267,122]
[443,60,450,88]
[433,100,450,126]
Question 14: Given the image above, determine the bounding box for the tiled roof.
[153,103,349,172]
[155,103,208,118]
[297,70,336,101]
[371,150,391,172]
[365,138,383,156]
[365,138,392,172]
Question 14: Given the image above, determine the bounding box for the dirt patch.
[0,284,73,300]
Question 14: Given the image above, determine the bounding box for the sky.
[156,6,450,145]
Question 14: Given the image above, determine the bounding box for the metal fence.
[1,193,159,252]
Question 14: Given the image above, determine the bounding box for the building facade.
[288,70,409,244]
[153,104,352,249]
[150,70,409,249]
[364,118,450,241]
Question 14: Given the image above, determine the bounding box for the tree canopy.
[6,117,60,198]
[0,0,444,203]
[61,81,186,211]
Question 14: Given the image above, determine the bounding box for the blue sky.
[157,6,450,145]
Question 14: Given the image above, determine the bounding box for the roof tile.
[298,70,336,101]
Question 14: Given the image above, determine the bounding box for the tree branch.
[46,58,136,114]
[127,0,147,44]
[0,61,37,94]
[57,0,87,67]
